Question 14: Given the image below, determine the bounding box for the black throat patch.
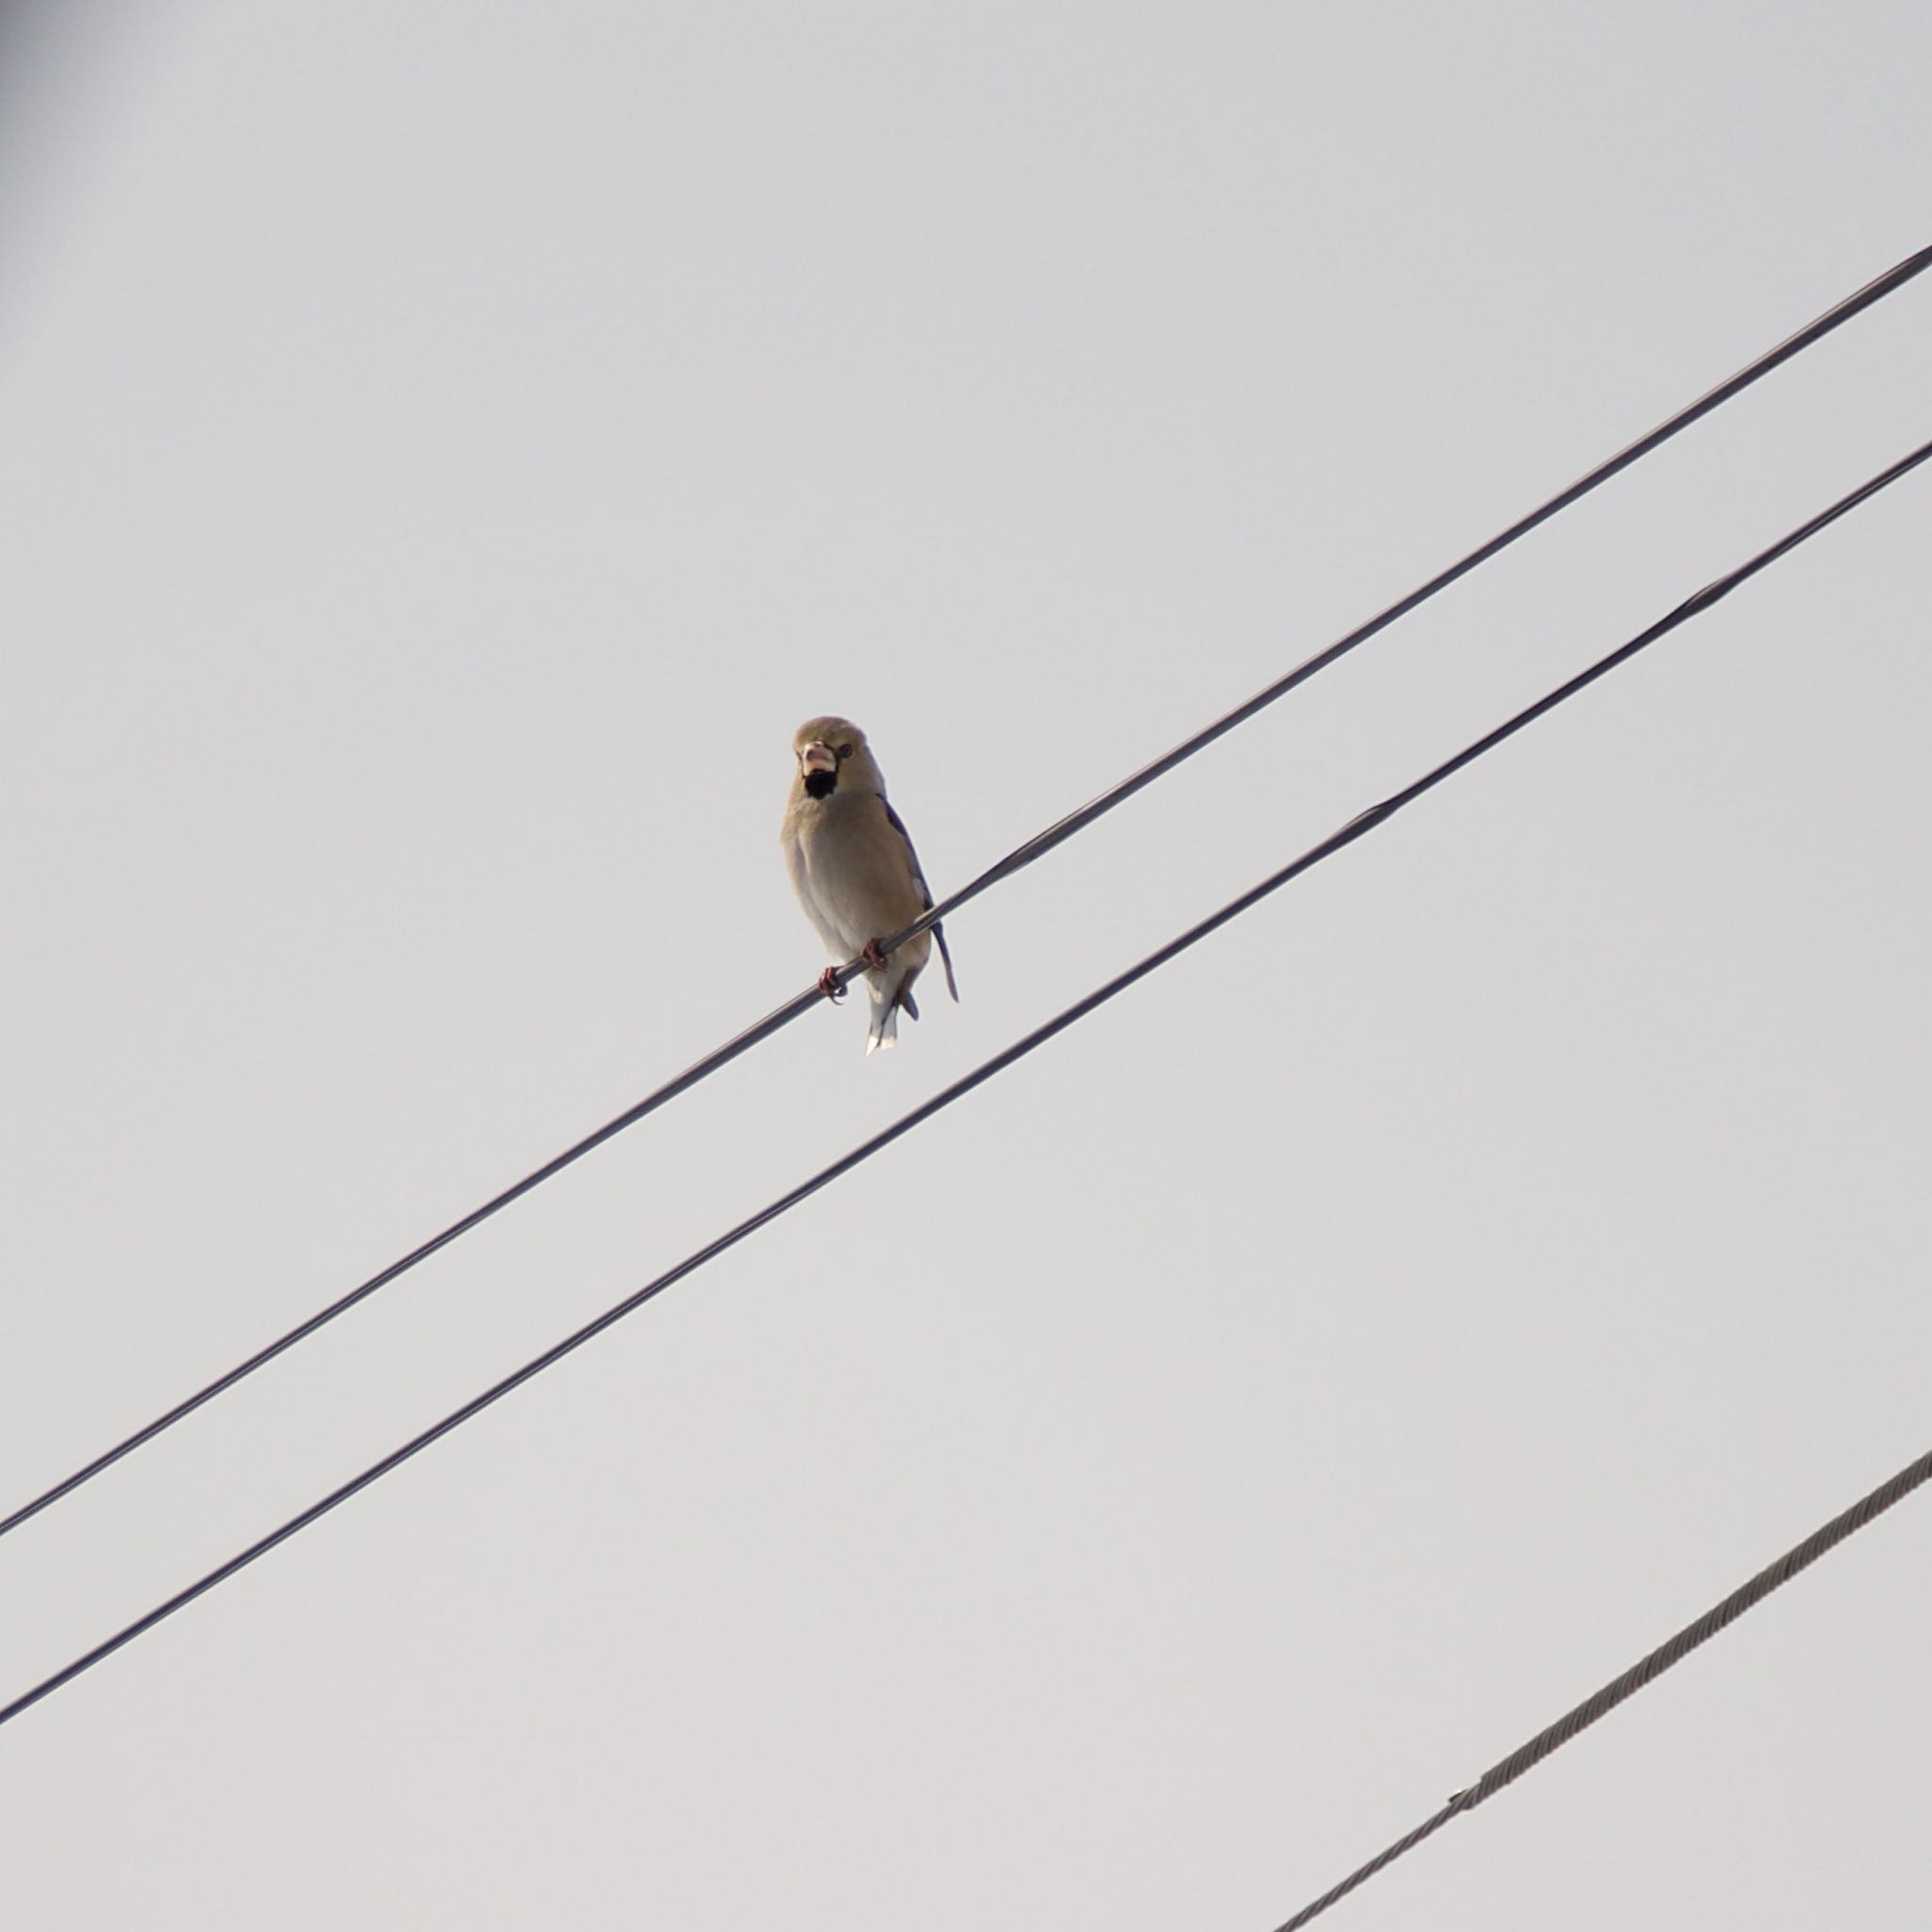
[804,769,838,801]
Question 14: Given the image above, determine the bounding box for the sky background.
[3,4,1929,1926]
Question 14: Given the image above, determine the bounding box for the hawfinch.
[782,716,959,1054]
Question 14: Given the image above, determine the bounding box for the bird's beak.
[800,742,837,776]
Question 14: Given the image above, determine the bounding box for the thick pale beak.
[799,742,837,775]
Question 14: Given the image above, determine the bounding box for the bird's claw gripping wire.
[821,941,889,1001]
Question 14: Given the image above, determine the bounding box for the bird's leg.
[860,938,890,972]
[818,966,846,1002]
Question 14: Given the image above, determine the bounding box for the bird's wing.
[880,797,959,1001]
[880,798,934,907]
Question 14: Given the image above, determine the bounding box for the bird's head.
[791,716,883,801]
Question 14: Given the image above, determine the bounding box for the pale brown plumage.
[780,716,958,1054]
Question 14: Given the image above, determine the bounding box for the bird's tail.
[865,975,918,1055]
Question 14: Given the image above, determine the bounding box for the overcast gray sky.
[3,5,1929,1927]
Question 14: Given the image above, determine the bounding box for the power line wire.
[876,242,1932,956]
[3,242,1925,1546]
[4,435,1923,1732]
[1271,1444,1932,1931]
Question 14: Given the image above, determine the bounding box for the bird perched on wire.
[782,715,959,1055]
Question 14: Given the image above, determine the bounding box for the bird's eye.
[837,743,854,759]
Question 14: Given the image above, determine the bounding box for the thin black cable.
[3,244,1924,1546]
[877,242,1932,956]
[1273,1800,1467,1932]
[3,438,1923,1732]
[1270,1445,1932,1932]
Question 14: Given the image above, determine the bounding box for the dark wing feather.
[879,798,933,905]
[880,796,959,1002]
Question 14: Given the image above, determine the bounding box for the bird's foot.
[818,966,846,1002]
[860,938,891,972]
